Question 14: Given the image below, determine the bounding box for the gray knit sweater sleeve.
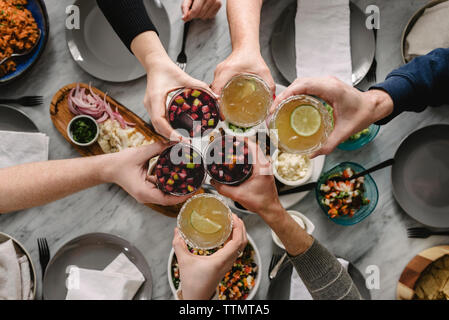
[288,239,362,300]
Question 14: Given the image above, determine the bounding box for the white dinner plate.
[66,0,170,82]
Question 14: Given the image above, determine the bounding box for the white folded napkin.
[0,130,49,169]
[0,239,34,300]
[405,1,449,62]
[65,253,145,300]
[290,258,349,300]
[295,0,352,85]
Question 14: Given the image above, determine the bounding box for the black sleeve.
[97,0,158,52]
[370,48,449,125]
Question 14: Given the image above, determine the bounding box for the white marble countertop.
[1,0,449,300]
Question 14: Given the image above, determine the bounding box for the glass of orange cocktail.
[220,74,272,128]
[270,95,332,155]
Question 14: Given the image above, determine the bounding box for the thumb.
[210,180,238,200]
[181,0,193,19]
[184,78,215,97]
[210,76,229,97]
[134,141,169,162]
[172,228,191,258]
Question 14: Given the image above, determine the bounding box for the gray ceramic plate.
[0,105,39,132]
[401,0,448,63]
[66,0,170,82]
[43,233,152,300]
[270,1,375,86]
[266,258,371,300]
[392,125,449,228]
[0,232,37,299]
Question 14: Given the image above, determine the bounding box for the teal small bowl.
[338,124,380,151]
[315,162,379,226]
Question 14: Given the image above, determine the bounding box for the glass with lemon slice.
[220,74,273,128]
[270,95,333,154]
[177,194,233,250]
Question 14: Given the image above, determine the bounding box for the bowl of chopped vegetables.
[337,124,380,151]
[315,162,379,226]
[67,115,99,147]
[168,234,261,300]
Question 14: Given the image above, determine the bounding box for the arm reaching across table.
[211,0,275,95]
[273,48,449,158]
[0,142,189,214]
[371,48,449,124]
[97,0,211,141]
[212,141,362,300]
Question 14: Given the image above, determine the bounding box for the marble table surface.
[1,0,448,300]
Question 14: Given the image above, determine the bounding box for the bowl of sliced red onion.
[67,83,135,129]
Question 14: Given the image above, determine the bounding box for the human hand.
[272,77,394,157]
[104,142,190,206]
[211,49,275,96]
[181,0,222,21]
[144,60,211,141]
[211,140,285,224]
[172,214,247,300]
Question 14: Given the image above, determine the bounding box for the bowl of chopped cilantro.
[338,124,380,151]
[67,115,99,147]
[315,162,378,226]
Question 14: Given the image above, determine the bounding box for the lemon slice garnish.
[290,105,322,137]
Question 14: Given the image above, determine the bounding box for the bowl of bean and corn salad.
[168,234,261,300]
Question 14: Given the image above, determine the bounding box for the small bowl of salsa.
[315,162,379,226]
[67,115,99,147]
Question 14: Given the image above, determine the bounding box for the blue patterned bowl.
[315,162,379,226]
[0,0,49,85]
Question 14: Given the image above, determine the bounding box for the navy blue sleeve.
[370,48,449,124]
[97,0,158,52]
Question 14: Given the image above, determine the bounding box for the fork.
[407,227,449,239]
[0,96,43,107]
[175,21,191,72]
[37,238,50,279]
[269,252,288,280]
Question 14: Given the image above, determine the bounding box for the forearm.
[371,48,449,124]
[289,240,362,300]
[0,155,111,213]
[97,0,158,51]
[131,31,172,73]
[262,206,314,256]
[262,207,361,300]
[226,0,263,52]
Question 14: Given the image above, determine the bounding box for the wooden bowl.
[397,245,449,300]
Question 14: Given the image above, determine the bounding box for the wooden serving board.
[50,83,189,218]
[397,245,449,300]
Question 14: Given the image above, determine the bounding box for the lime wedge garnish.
[290,105,322,137]
[237,80,257,100]
[190,210,222,234]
